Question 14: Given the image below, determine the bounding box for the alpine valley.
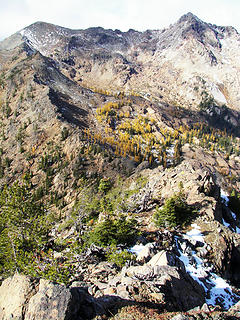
[0,12,240,320]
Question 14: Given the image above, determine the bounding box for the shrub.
[154,192,194,228]
[61,127,69,141]
[0,180,51,277]
[87,214,139,247]
[198,91,215,111]
[106,245,135,267]
[98,177,112,194]
[29,250,74,284]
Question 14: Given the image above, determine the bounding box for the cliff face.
[0,13,240,318]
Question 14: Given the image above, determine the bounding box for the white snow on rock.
[235,223,240,234]
[20,27,64,56]
[220,189,229,205]
[222,218,231,228]
[185,223,204,242]
[210,83,227,104]
[177,224,239,310]
[130,244,146,255]
[230,210,240,234]
[220,189,240,234]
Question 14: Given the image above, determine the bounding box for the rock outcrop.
[0,274,104,320]
[0,274,37,320]
[117,261,205,311]
[0,270,239,320]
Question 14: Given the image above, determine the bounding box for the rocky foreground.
[0,264,239,320]
[0,156,240,319]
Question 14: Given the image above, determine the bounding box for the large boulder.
[0,274,104,320]
[147,250,185,270]
[0,273,37,320]
[104,252,205,311]
[25,279,80,320]
[135,243,155,263]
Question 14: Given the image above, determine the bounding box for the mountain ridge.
[2,11,238,112]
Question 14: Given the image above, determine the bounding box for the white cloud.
[0,0,240,40]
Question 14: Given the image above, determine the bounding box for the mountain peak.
[178,12,204,25]
[21,21,71,36]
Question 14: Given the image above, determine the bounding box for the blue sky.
[0,0,240,40]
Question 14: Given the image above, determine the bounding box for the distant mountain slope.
[0,12,239,214]
[1,12,240,111]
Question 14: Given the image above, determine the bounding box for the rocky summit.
[0,12,240,320]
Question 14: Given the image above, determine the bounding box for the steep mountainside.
[2,12,240,111]
[0,13,240,319]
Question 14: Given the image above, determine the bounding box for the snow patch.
[230,211,239,233]
[19,27,62,55]
[220,189,229,205]
[222,218,231,228]
[210,84,227,104]
[221,189,240,234]
[177,224,239,310]
[130,244,146,255]
[186,223,204,242]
